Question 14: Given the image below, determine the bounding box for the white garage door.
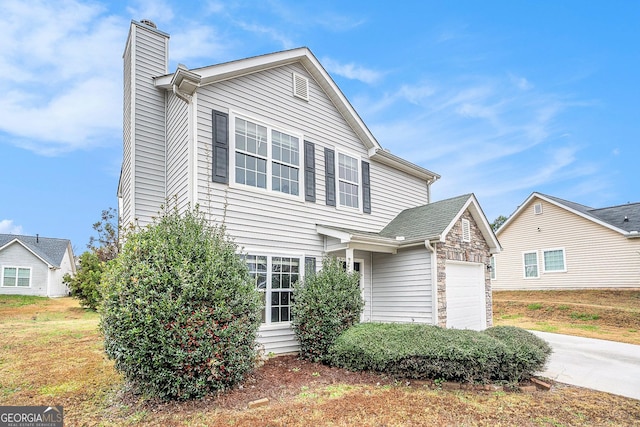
[445,261,486,330]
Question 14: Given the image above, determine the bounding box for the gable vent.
[462,218,471,242]
[292,72,309,101]
[534,202,543,215]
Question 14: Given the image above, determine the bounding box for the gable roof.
[0,234,72,268]
[498,192,640,238]
[318,193,501,253]
[153,46,440,183]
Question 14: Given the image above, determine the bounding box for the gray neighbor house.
[0,234,75,297]
[117,20,501,354]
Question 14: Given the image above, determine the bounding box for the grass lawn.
[1,295,639,426]
[493,289,640,345]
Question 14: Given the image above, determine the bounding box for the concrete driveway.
[531,331,640,400]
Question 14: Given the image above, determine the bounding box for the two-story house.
[118,20,501,354]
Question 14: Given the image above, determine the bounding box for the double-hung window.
[543,248,566,272]
[2,267,31,287]
[245,255,300,324]
[338,153,359,208]
[234,116,301,197]
[523,251,539,278]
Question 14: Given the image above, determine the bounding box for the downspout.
[425,240,438,326]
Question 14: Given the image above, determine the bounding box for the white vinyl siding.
[523,251,539,278]
[493,198,640,290]
[543,248,566,272]
[371,248,433,324]
[121,22,169,228]
[166,92,191,212]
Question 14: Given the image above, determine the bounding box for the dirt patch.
[493,289,640,345]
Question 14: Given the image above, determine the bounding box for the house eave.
[369,148,440,182]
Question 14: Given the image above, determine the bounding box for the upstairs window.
[338,153,359,208]
[233,115,301,197]
[534,203,543,215]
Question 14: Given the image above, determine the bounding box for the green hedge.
[328,323,551,384]
[485,325,552,382]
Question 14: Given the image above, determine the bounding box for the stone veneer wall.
[435,210,493,328]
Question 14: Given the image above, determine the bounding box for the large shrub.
[63,251,104,310]
[291,257,364,362]
[484,326,552,382]
[100,207,262,400]
[328,323,551,384]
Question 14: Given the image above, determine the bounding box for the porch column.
[345,247,354,272]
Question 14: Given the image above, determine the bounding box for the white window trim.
[335,149,364,213]
[489,255,496,280]
[1,266,32,288]
[542,247,567,273]
[461,218,471,242]
[243,251,307,326]
[522,251,539,279]
[229,111,305,201]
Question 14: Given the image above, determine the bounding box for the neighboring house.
[492,192,640,290]
[118,20,500,354]
[0,234,76,297]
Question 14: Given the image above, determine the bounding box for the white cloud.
[322,57,384,84]
[0,0,125,155]
[171,24,230,64]
[235,21,296,50]
[0,220,23,235]
[126,0,175,25]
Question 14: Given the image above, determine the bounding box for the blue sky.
[1,0,638,253]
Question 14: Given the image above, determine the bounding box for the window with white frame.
[245,255,300,324]
[2,267,31,287]
[233,116,301,196]
[338,153,359,208]
[543,248,566,272]
[523,251,539,278]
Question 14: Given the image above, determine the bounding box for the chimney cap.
[140,19,157,29]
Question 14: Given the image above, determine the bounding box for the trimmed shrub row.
[327,323,551,384]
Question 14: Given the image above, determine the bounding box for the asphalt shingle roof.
[540,193,640,233]
[380,194,472,240]
[0,234,71,267]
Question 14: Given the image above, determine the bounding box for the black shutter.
[304,141,316,202]
[212,110,229,184]
[362,160,371,214]
[324,148,336,206]
[305,257,316,276]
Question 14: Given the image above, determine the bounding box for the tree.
[100,206,262,399]
[491,215,508,232]
[88,207,119,262]
[63,251,103,310]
